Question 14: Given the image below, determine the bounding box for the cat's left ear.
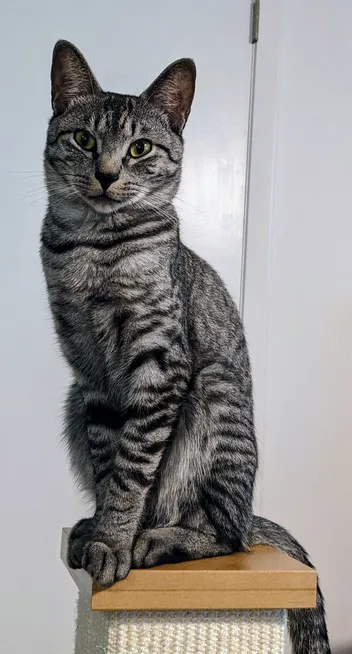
[141,59,196,134]
[51,40,101,115]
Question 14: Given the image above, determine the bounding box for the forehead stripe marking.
[155,143,180,164]
[47,129,73,146]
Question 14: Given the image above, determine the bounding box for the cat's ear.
[51,40,101,115]
[142,59,196,134]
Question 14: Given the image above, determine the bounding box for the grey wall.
[245,0,352,650]
[0,2,252,652]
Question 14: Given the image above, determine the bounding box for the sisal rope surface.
[75,591,286,654]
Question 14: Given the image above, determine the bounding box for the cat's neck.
[44,195,180,251]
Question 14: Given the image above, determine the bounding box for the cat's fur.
[40,41,331,653]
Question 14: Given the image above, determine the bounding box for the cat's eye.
[74,130,96,151]
[129,139,152,158]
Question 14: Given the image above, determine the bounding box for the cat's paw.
[133,529,179,568]
[82,540,132,587]
[67,518,95,569]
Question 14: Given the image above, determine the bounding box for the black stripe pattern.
[41,44,331,653]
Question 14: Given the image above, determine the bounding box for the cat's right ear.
[51,40,101,115]
[141,59,196,134]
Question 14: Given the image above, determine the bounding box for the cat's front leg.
[80,473,138,586]
[67,518,95,569]
[81,353,187,586]
[81,424,170,585]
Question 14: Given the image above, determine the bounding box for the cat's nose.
[95,170,120,192]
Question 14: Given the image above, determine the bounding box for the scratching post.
[61,529,316,654]
[74,596,287,654]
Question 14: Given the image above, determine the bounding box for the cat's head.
[45,40,196,215]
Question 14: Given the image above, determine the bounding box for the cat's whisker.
[125,183,203,226]
[37,47,331,654]
[26,197,47,207]
[7,170,44,176]
[136,198,178,225]
[173,195,203,214]
[21,186,47,199]
[138,197,199,233]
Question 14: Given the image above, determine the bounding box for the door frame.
[242,0,283,512]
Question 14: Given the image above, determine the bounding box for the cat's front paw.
[82,540,132,587]
[67,518,95,569]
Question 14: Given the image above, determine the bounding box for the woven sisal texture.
[75,591,287,654]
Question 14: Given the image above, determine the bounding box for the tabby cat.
[40,41,331,653]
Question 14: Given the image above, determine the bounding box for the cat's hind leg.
[132,526,231,568]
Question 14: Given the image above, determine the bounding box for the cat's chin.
[83,195,123,215]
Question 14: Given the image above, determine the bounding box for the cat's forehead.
[51,92,170,141]
[93,94,138,133]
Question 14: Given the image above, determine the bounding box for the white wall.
[0,2,252,653]
[245,1,352,650]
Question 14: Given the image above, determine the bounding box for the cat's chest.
[49,253,124,376]
[58,247,157,299]
[51,248,173,383]
[59,251,120,297]
[53,288,118,387]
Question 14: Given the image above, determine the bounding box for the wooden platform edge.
[61,527,317,611]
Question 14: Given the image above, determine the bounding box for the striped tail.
[250,515,331,654]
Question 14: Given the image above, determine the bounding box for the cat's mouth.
[83,192,133,215]
[92,194,115,205]
[86,195,118,214]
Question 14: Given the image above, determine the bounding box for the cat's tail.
[250,515,331,654]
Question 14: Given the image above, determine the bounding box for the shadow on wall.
[333,646,352,654]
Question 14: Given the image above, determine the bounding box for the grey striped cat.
[40,41,330,653]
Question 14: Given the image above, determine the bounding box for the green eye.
[74,130,96,151]
[129,139,152,158]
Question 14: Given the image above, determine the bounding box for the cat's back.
[180,244,243,359]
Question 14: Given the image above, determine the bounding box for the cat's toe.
[133,531,175,568]
[82,540,132,586]
[133,532,153,568]
[82,541,117,587]
[67,536,87,569]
